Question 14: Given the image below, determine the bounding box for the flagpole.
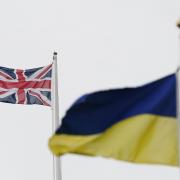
[52,52,62,180]
[176,20,180,170]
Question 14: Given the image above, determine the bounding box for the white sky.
[0,0,179,179]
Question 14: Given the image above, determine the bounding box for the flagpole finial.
[177,19,180,28]
[177,66,180,73]
[53,52,58,56]
[53,52,58,61]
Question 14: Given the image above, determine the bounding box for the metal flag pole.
[176,20,180,169]
[52,52,62,180]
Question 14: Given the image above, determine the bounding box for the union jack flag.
[0,64,52,106]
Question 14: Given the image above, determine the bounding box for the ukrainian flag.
[49,74,178,166]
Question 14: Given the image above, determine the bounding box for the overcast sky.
[0,0,179,179]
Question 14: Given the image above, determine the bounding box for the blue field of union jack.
[0,64,52,106]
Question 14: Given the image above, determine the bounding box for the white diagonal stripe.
[28,89,51,106]
[28,65,52,80]
[0,89,16,98]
